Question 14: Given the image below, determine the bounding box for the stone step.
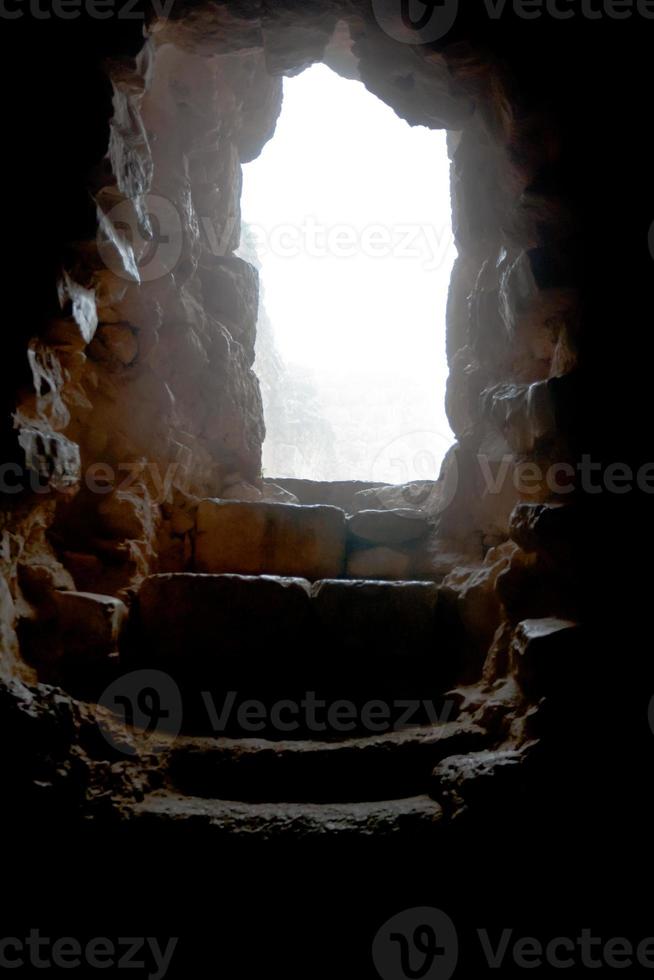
[347,508,430,546]
[163,722,486,803]
[120,791,442,840]
[125,573,463,735]
[193,497,436,582]
[195,499,347,580]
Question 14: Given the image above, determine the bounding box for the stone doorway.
[239,62,456,485]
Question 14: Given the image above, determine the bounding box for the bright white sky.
[240,63,456,480]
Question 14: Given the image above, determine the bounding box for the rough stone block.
[52,590,127,656]
[128,574,315,730]
[310,579,452,701]
[346,546,411,581]
[350,481,437,514]
[348,508,430,546]
[195,500,346,580]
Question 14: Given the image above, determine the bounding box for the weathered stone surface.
[442,543,517,652]
[195,500,346,579]
[509,501,576,558]
[130,571,312,681]
[128,572,314,732]
[270,478,383,510]
[346,546,411,581]
[166,722,487,803]
[19,590,128,696]
[87,324,138,367]
[121,791,443,840]
[0,576,24,683]
[310,578,453,700]
[259,482,300,505]
[198,255,259,362]
[52,590,127,656]
[510,617,581,697]
[219,480,264,502]
[348,508,430,546]
[432,747,530,818]
[312,576,439,637]
[17,427,81,494]
[350,481,437,514]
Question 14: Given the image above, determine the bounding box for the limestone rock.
[268,479,382,510]
[198,255,259,361]
[128,572,314,726]
[311,578,441,665]
[350,481,437,514]
[52,590,127,656]
[442,543,518,650]
[58,273,98,342]
[348,508,430,546]
[219,480,263,502]
[98,490,156,541]
[87,324,138,367]
[509,501,576,559]
[17,427,81,494]
[510,617,581,697]
[432,747,529,818]
[259,482,300,505]
[346,546,411,581]
[123,791,442,840]
[195,500,346,580]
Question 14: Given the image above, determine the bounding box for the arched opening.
[239,63,456,484]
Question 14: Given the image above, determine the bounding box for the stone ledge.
[195,499,346,580]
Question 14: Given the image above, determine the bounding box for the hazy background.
[239,63,456,483]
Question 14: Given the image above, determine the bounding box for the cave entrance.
[239,63,456,486]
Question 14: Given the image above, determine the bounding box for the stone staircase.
[53,492,490,837]
[116,721,488,840]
